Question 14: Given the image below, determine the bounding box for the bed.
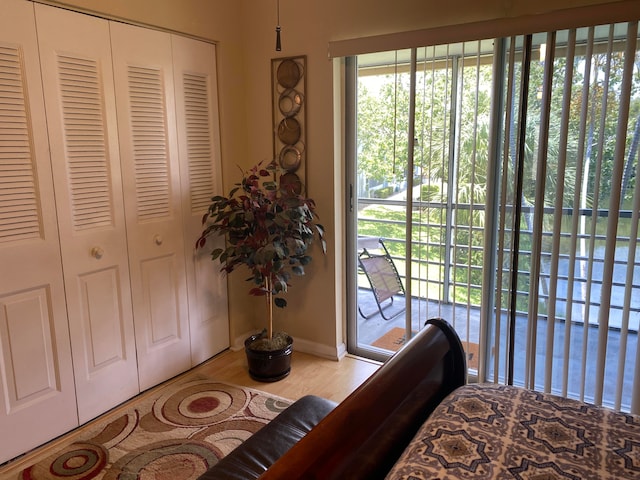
[386,382,640,479]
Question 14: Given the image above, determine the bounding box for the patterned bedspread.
[385,383,640,479]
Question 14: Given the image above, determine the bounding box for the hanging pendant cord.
[275,0,281,51]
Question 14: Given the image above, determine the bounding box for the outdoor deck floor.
[356,287,481,346]
[356,287,637,411]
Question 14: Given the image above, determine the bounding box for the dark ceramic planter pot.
[244,334,293,382]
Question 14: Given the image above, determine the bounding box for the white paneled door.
[110,22,192,390]
[0,0,78,463]
[171,35,229,365]
[35,4,140,423]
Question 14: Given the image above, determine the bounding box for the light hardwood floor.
[192,348,381,403]
[0,348,380,477]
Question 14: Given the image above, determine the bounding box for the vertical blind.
[486,22,640,413]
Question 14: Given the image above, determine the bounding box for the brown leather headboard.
[258,318,467,480]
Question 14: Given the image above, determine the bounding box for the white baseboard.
[292,336,347,361]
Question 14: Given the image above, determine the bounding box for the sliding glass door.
[348,43,492,369]
[347,22,640,413]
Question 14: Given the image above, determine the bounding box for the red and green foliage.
[197,160,325,340]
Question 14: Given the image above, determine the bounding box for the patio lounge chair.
[357,237,406,320]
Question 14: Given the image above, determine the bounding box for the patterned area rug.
[18,378,291,480]
[372,327,479,370]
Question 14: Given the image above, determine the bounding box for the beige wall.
[42,0,633,355]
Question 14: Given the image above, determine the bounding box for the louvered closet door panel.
[172,35,229,365]
[110,22,191,390]
[0,0,77,463]
[35,4,139,423]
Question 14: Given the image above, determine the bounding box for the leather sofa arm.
[198,395,336,480]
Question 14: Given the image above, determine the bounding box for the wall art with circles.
[271,55,306,194]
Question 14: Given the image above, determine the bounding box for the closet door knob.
[154,234,163,246]
[91,246,104,259]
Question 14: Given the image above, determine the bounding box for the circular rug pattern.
[154,381,247,427]
[90,411,139,449]
[246,393,291,419]
[192,418,263,458]
[101,439,218,480]
[21,442,108,480]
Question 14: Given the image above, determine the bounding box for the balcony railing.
[358,197,640,332]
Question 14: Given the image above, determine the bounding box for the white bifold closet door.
[0,1,228,462]
[110,22,192,391]
[0,0,77,462]
[171,35,229,366]
[34,4,140,423]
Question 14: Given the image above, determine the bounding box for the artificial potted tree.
[196,159,325,381]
